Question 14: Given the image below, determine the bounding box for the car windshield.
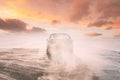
[49,33,71,40]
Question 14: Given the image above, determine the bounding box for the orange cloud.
[0,0,60,22]
[0,0,119,29]
[69,0,91,22]
[68,0,120,29]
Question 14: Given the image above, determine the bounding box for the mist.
[0,32,119,80]
[41,33,111,80]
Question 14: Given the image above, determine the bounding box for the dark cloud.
[113,33,120,38]
[88,20,113,27]
[0,18,26,32]
[0,18,45,33]
[104,26,112,30]
[85,32,102,37]
[51,20,60,25]
[114,34,120,38]
[29,27,45,33]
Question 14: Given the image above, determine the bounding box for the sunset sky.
[0,0,120,48]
